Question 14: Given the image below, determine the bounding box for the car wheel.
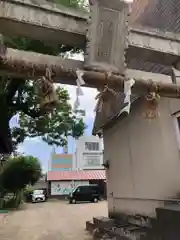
[72,199,76,204]
[93,197,98,203]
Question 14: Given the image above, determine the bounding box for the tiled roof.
[129,0,150,25]
[128,0,180,74]
[93,0,180,134]
[92,92,138,134]
[47,170,106,181]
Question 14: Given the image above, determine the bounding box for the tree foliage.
[56,0,86,9]
[0,76,86,151]
[11,84,85,147]
[0,0,87,153]
[0,155,41,192]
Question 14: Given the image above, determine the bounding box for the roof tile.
[47,170,106,181]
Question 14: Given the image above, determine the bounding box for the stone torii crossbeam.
[1,0,180,100]
[1,0,180,70]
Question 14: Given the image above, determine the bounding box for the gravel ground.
[0,200,107,240]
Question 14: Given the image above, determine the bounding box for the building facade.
[49,151,73,171]
[32,174,48,190]
[73,136,104,170]
[47,170,106,197]
[102,99,180,218]
[47,137,106,198]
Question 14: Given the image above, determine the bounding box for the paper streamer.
[73,70,85,112]
[76,69,85,86]
[73,97,80,111]
[76,84,84,96]
[119,78,135,115]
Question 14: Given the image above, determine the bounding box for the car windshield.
[71,187,78,193]
[33,190,43,195]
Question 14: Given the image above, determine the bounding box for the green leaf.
[11,84,86,147]
[0,155,42,192]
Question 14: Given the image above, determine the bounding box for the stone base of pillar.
[156,205,180,240]
[86,205,180,239]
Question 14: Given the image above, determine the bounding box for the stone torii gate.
[1,0,180,122]
[1,0,180,91]
[1,0,180,69]
[2,0,180,238]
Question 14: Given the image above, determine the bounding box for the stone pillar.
[156,206,180,240]
[84,0,129,75]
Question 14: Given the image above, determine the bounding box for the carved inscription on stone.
[85,0,129,74]
[96,8,117,63]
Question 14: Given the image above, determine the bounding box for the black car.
[68,185,100,204]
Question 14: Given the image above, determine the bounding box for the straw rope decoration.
[35,67,58,112]
[143,80,161,119]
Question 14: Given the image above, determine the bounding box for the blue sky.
[15,84,98,172]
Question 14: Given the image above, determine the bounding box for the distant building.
[73,136,104,170]
[47,137,106,198]
[49,149,73,171]
[47,170,106,197]
[32,173,47,190]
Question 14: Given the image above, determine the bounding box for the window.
[77,186,89,193]
[33,190,43,195]
[85,142,99,151]
[83,153,101,166]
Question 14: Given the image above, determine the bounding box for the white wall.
[73,135,104,170]
[104,99,180,217]
[51,180,89,195]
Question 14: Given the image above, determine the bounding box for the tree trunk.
[14,190,22,208]
[0,94,13,154]
[0,190,6,209]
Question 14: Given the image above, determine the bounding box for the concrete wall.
[50,180,89,196]
[104,98,180,218]
[74,136,104,170]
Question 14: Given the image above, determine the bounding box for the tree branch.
[6,78,25,104]
[21,104,42,118]
[11,102,42,119]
